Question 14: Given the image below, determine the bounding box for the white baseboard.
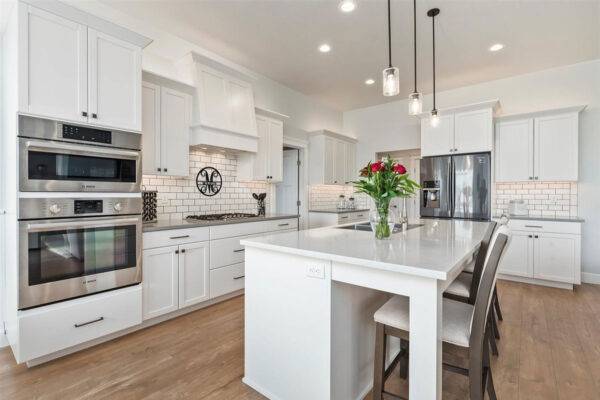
[0,333,8,348]
[582,272,600,284]
[242,377,282,400]
[498,274,573,290]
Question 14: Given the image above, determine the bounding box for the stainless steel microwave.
[18,115,142,193]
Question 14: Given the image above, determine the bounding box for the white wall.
[343,59,600,277]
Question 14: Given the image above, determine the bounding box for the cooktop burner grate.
[186,213,257,221]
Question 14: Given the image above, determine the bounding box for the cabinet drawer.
[143,227,210,249]
[210,218,298,240]
[507,219,581,235]
[210,235,248,269]
[210,263,245,299]
[263,218,298,232]
[17,285,142,362]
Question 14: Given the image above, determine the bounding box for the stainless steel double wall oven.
[18,115,143,309]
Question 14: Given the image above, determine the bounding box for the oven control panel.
[18,197,142,220]
[74,200,103,214]
[62,124,112,144]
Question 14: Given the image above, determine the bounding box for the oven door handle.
[26,139,140,159]
[27,217,140,232]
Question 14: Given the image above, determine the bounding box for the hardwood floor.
[1,280,599,399]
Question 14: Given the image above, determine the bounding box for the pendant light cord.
[432,11,436,110]
[413,0,417,93]
[387,0,392,68]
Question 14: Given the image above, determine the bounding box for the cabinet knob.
[164,168,168,172]
[454,148,458,152]
[181,249,186,253]
[528,235,533,238]
[157,168,162,172]
[529,177,533,180]
[82,111,88,117]
[175,250,179,254]
[534,176,539,180]
[534,235,539,239]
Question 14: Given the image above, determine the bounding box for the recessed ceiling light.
[339,0,356,13]
[365,79,375,85]
[489,43,504,52]
[319,44,331,53]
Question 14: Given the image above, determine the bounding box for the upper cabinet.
[142,74,192,177]
[16,3,150,132]
[237,114,284,182]
[420,101,499,157]
[495,106,584,183]
[309,131,357,185]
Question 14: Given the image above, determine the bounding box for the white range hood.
[176,52,259,153]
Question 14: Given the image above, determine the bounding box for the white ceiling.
[102,0,600,111]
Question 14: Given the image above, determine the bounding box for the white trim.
[255,106,290,120]
[582,272,600,285]
[309,129,357,142]
[498,274,573,290]
[0,334,8,348]
[417,99,501,119]
[495,105,587,122]
[281,136,309,230]
[24,290,243,367]
[282,134,308,148]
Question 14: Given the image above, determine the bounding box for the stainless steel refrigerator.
[420,153,491,220]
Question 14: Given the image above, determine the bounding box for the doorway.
[276,148,300,216]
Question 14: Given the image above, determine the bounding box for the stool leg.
[492,309,500,340]
[493,286,503,321]
[399,339,409,380]
[487,318,499,356]
[373,323,386,399]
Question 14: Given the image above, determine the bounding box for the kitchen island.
[241,219,489,400]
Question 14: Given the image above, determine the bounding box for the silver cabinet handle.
[233,248,245,253]
[233,275,245,280]
[340,216,349,219]
[524,225,543,228]
[169,235,190,239]
[278,223,289,227]
[74,316,104,328]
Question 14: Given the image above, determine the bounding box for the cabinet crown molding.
[309,129,357,143]
[416,99,501,119]
[495,105,587,122]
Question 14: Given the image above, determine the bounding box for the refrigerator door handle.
[448,158,454,218]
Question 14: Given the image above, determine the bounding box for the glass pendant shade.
[382,67,400,97]
[430,109,440,127]
[408,92,423,115]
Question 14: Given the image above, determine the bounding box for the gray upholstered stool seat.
[444,273,473,298]
[374,296,473,347]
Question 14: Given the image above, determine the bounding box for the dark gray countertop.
[309,208,369,214]
[494,215,584,223]
[143,214,299,232]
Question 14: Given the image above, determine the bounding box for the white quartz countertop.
[241,219,490,280]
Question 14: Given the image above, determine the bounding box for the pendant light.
[427,8,440,127]
[408,0,422,115]
[382,0,399,96]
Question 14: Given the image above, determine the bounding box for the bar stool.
[372,226,511,400]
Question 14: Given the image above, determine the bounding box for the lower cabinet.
[210,263,245,299]
[143,241,209,320]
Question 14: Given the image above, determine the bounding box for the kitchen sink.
[336,222,423,233]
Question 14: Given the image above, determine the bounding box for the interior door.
[160,87,190,177]
[141,82,161,175]
[276,149,299,215]
[142,245,179,320]
[420,115,454,157]
[498,231,534,278]
[21,5,88,123]
[495,119,534,182]
[178,241,210,308]
[267,120,283,182]
[534,113,578,181]
[88,29,142,131]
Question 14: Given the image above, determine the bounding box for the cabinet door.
[179,241,210,308]
[534,233,579,284]
[141,82,161,175]
[344,142,356,184]
[454,108,493,153]
[161,88,190,177]
[323,137,336,184]
[88,29,142,131]
[253,116,270,180]
[534,113,578,181]
[229,79,257,136]
[268,119,284,182]
[334,140,346,184]
[196,66,230,131]
[142,246,179,320]
[19,5,88,123]
[498,231,534,278]
[495,119,534,182]
[420,115,454,157]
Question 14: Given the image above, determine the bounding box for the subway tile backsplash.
[309,185,369,210]
[494,182,578,218]
[142,149,269,220]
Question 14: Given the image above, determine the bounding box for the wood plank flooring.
[1,280,599,400]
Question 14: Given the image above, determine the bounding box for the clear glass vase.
[369,198,396,240]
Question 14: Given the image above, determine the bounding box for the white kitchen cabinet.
[17,3,146,131]
[453,108,493,154]
[497,230,533,278]
[178,241,210,308]
[309,131,357,185]
[420,115,454,157]
[18,5,88,123]
[210,263,246,299]
[141,81,191,177]
[494,107,583,183]
[88,29,141,131]
[495,119,534,182]
[142,245,179,320]
[535,113,578,181]
[308,210,369,229]
[194,63,257,137]
[534,232,580,284]
[237,115,283,182]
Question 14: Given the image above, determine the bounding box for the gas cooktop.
[186,213,258,221]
